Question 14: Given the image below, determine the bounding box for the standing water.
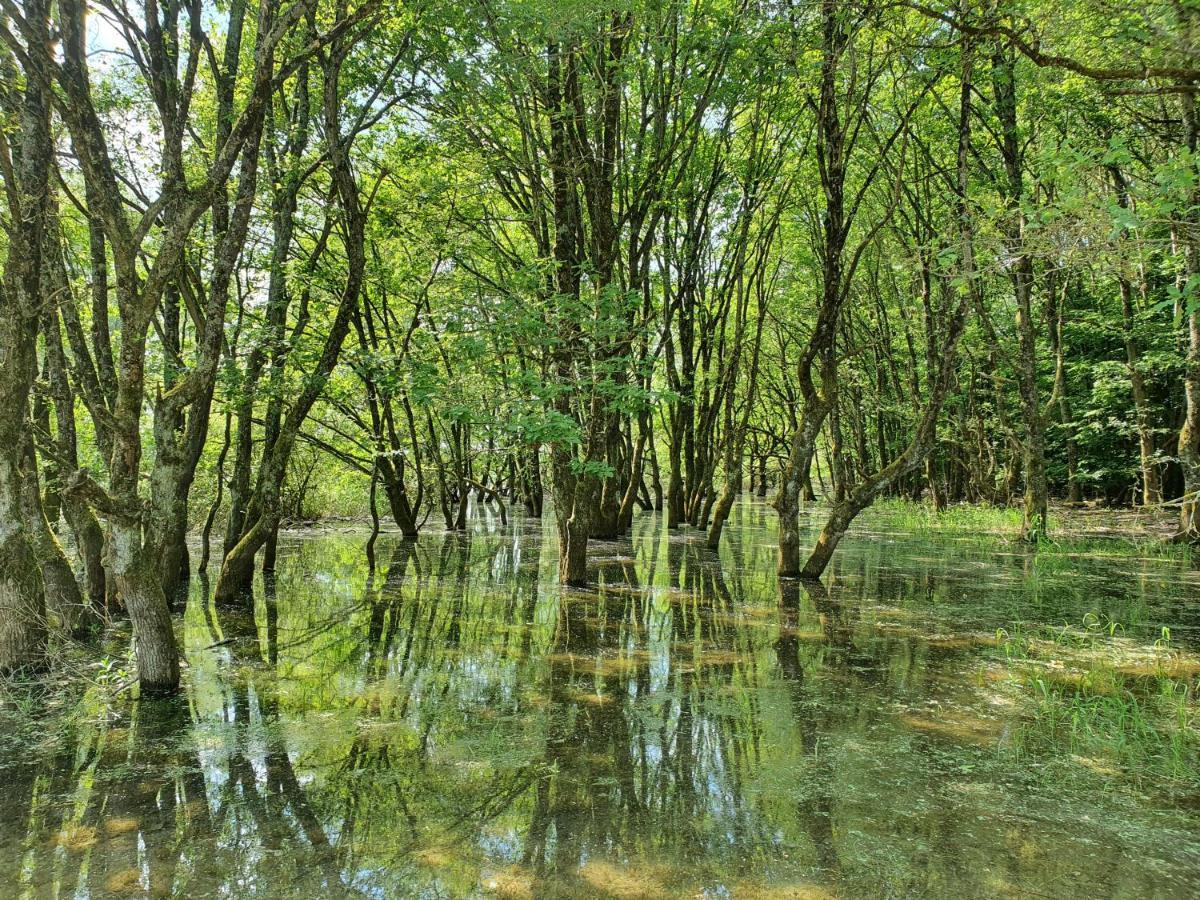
[1,501,1198,898]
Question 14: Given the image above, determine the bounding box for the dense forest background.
[2,0,1199,694]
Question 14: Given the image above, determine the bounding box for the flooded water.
[2,501,1199,898]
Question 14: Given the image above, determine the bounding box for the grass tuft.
[992,616,1200,788]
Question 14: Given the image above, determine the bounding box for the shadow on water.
[2,499,1200,897]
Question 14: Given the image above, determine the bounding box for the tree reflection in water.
[1,502,1199,897]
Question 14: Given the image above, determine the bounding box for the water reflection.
[2,501,1199,898]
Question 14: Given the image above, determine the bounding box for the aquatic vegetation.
[1031,536,1195,563]
[90,651,135,688]
[483,866,535,899]
[869,499,1192,563]
[55,824,99,851]
[992,616,1200,787]
[575,860,672,899]
[898,709,1005,747]
[103,869,145,894]
[873,498,1033,534]
[102,817,140,836]
[726,882,838,900]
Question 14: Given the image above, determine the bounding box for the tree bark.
[0,0,54,672]
[111,521,180,694]
[20,438,89,636]
[42,298,107,611]
[1177,86,1200,538]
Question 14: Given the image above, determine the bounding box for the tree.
[0,0,54,672]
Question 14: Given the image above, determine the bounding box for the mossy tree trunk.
[0,0,54,673]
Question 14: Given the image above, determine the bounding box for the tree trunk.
[648,436,664,511]
[801,25,976,578]
[214,515,273,605]
[1123,277,1161,505]
[1109,165,1161,506]
[992,46,1048,542]
[666,428,686,527]
[617,426,647,533]
[559,514,590,586]
[1178,89,1200,538]
[706,465,740,551]
[64,498,107,613]
[776,416,822,576]
[381,469,421,536]
[552,436,594,587]
[925,457,946,511]
[149,428,192,603]
[109,520,179,694]
[829,394,847,502]
[0,0,53,673]
[0,467,47,673]
[20,438,89,636]
[1048,276,1081,504]
[777,0,849,575]
[263,526,280,573]
[43,299,108,611]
